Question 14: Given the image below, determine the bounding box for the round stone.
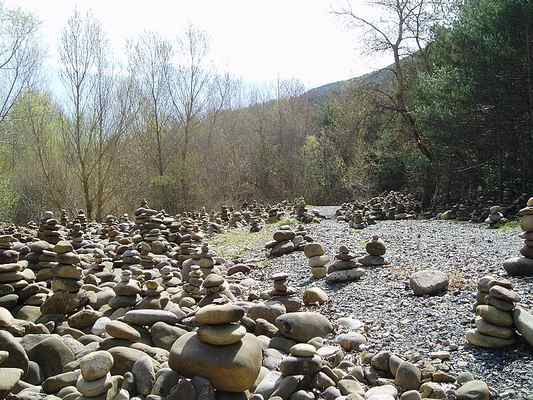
[366,236,386,256]
[79,350,114,381]
[303,243,325,258]
[105,320,141,341]
[197,323,246,345]
[289,343,316,357]
[196,303,244,325]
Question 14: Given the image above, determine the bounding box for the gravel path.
[248,215,533,398]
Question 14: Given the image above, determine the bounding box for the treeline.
[0,0,531,223]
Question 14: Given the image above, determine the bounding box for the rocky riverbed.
[248,216,533,397]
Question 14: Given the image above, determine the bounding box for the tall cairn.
[503,197,533,276]
[466,275,519,348]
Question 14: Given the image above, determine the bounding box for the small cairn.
[182,265,204,300]
[350,210,367,230]
[503,197,533,276]
[262,272,301,312]
[77,351,113,398]
[137,279,164,309]
[466,275,519,348]
[198,273,234,307]
[304,242,329,278]
[159,265,180,291]
[326,245,366,283]
[280,343,323,381]
[38,212,65,244]
[266,225,296,257]
[485,205,506,228]
[249,218,263,233]
[41,241,88,315]
[0,235,36,310]
[109,269,141,310]
[358,235,387,267]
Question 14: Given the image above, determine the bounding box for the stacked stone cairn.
[198,273,234,307]
[136,279,164,309]
[76,351,114,399]
[249,217,263,233]
[358,235,388,267]
[504,197,533,276]
[304,242,329,278]
[70,223,85,249]
[73,209,88,229]
[109,269,140,310]
[0,235,36,311]
[466,275,519,348]
[267,206,284,223]
[266,225,297,257]
[159,265,180,292]
[41,240,90,316]
[485,205,506,228]
[169,303,262,394]
[182,265,204,300]
[261,272,301,312]
[326,245,366,283]
[60,209,69,227]
[38,212,65,244]
[350,210,367,229]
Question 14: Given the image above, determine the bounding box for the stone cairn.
[41,240,88,316]
[326,245,366,283]
[304,242,329,279]
[109,269,140,310]
[266,225,297,257]
[136,279,164,309]
[504,197,533,276]
[0,235,37,311]
[262,272,301,312]
[358,235,388,267]
[182,264,204,301]
[38,212,65,244]
[249,218,263,233]
[198,273,233,307]
[485,205,506,228]
[77,351,113,399]
[350,210,367,229]
[466,275,519,348]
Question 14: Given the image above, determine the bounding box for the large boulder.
[0,331,29,374]
[27,336,75,378]
[275,312,333,342]
[169,332,262,392]
[409,270,448,296]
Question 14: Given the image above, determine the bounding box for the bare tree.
[166,24,211,207]
[59,10,132,219]
[333,0,444,160]
[0,1,41,125]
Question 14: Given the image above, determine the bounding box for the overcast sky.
[5,0,390,89]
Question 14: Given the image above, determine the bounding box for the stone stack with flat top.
[326,246,365,283]
[169,303,262,393]
[262,272,301,312]
[109,269,140,310]
[466,275,519,348]
[358,235,387,267]
[304,242,329,278]
[504,197,533,276]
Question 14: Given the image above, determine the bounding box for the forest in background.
[0,0,532,223]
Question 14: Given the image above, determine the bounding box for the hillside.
[304,64,395,101]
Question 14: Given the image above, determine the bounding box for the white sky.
[5,0,390,89]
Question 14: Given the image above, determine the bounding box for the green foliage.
[0,176,18,222]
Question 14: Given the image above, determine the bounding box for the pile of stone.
[182,265,204,300]
[41,240,90,316]
[293,197,317,223]
[326,245,366,283]
[77,351,114,399]
[350,210,367,229]
[358,235,388,267]
[504,197,533,276]
[261,272,301,312]
[466,275,519,348]
[109,269,140,310]
[249,218,263,233]
[266,225,297,257]
[267,206,284,223]
[169,303,262,393]
[485,205,506,228]
[0,235,37,310]
[198,273,233,307]
[38,212,65,244]
[304,242,329,278]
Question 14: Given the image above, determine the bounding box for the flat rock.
[409,270,448,296]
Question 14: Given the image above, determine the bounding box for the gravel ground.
[247,212,533,398]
